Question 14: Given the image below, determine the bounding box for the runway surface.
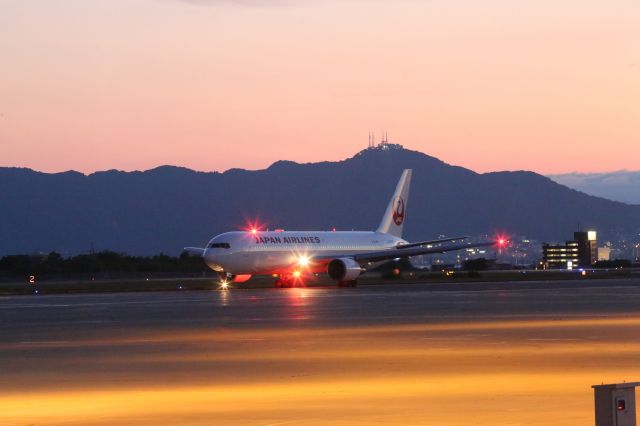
[2,279,640,425]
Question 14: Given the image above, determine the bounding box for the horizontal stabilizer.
[183,247,206,257]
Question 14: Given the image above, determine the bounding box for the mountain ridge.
[548,170,640,205]
[1,147,638,256]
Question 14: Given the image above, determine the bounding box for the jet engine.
[327,258,363,282]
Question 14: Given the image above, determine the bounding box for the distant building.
[543,241,579,269]
[543,231,597,269]
[597,245,611,261]
[364,132,404,152]
[574,231,598,267]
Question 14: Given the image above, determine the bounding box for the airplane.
[184,169,497,288]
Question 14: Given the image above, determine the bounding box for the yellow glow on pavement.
[1,316,639,425]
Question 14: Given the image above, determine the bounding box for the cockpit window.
[208,243,231,249]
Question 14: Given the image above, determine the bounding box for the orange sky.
[1,0,638,174]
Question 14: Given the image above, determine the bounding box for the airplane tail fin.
[376,169,412,238]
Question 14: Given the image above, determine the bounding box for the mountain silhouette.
[548,170,640,204]
[1,146,639,256]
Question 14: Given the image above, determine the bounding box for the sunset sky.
[1,0,638,174]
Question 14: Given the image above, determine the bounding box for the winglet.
[376,169,412,238]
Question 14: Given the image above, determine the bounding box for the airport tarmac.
[2,279,640,425]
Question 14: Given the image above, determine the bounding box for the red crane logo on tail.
[392,196,405,226]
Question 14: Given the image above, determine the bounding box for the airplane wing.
[183,247,206,257]
[396,236,469,249]
[352,241,497,263]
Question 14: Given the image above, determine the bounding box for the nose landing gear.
[217,272,234,290]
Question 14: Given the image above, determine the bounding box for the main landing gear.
[272,273,357,288]
[274,272,306,288]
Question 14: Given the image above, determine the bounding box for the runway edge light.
[592,381,639,426]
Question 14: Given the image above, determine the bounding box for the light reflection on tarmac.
[1,280,640,425]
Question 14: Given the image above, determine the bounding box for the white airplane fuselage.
[204,230,407,275]
[188,169,491,286]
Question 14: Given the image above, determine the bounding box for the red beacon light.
[496,236,509,247]
[242,219,266,236]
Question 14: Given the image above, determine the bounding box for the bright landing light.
[293,270,302,279]
[297,255,310,267]
[220,279,229,290]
